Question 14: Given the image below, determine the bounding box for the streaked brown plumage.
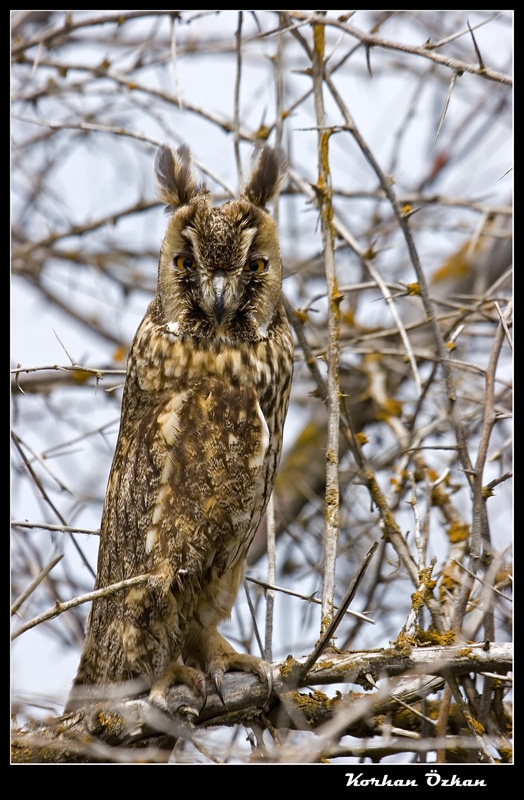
[66,144,293,711]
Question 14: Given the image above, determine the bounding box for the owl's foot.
[199,630,274,708]
[149,661,207,716]
[210,653,274,708]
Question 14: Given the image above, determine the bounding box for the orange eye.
[244,257,268,273]
[174,254,194,270]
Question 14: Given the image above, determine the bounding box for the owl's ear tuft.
[244,146,287,209]
[154,144,208,212]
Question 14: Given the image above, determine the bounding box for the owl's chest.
[156,373,271,487]
[124,324,289,520]
[131,325,282,423]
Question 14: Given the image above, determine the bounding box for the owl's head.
[154,144,287,341]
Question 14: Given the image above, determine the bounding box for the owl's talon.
[262,663,274,703]
[212,670,227,708]
[175,703,200,720]
[149,662,207,717]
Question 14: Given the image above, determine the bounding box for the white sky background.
[11,11,512,760]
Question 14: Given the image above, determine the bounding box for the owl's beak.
[212,270,226,324]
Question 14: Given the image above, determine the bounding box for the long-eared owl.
[66,144,293,711]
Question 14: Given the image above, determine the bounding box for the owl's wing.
[74,390,171,686]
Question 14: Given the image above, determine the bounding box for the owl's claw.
[261,662,274,704]
[150,681,206,718]
[175,703,201,720]
[209,661,273,708]
[150,662,207,716]
[212,668,227,708]
[172,675,207,718]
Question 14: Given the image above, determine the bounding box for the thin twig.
[11,573,151,640]
[11,554,64,616]
[170,14,183,112]
[264,494,276,662]
[11,432,95,579]
[494,299,513,350]
[451,559,512,603]
[447,675,496,763]
[11,431,72,494]
[247,575,375,624]
[11,521,100,535]
[11,363,124,378]
[242,580,265,660]
[11,11,177,57]
[469,300,510,559]
[296,541,379,683]
[234,11,243,186]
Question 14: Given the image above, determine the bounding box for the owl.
[66,144,293,713]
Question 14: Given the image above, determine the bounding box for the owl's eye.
[174,254,194,270]
[244,257,268,273]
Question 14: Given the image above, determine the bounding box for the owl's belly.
[141,375,274,597]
